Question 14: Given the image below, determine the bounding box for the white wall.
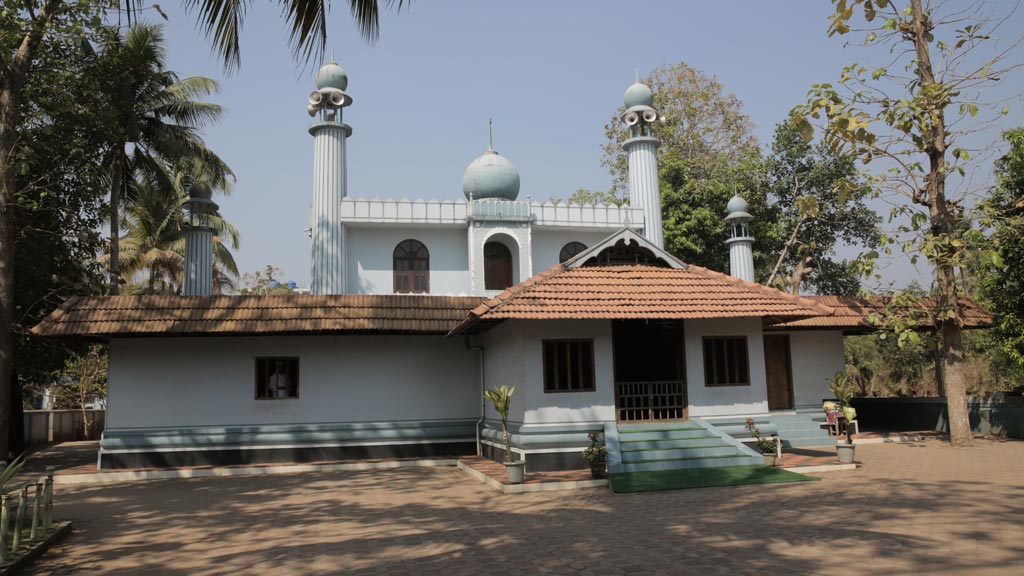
[685,318,769,417]
[531,229,618,272]
[484,320,615,426]
[107,335,479,429]
[345,226,470,295]
[784,331,847,408]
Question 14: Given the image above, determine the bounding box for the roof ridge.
[681,263,835,316]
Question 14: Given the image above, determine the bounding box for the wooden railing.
[0,466,55,562]
[616,381,686,422]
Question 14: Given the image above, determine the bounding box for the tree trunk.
[910,0,971,446]
[109,146,124,295]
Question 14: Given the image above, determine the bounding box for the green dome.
[462,149,520,201]
[316,61,348,91]
[624,81,654,108]
[727,195,748,214]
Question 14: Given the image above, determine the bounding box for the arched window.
[393,239,429,293]
[559,241,588,263]
[484,241,514,291]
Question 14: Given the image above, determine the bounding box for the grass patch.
[611,465,817,493]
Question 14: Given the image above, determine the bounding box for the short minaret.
[307,59,353,295]
[725,194,755,282]
[621,78,664,248]
[182,183,219,296]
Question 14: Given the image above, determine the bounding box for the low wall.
[23,410,106,446]
[850,396,1024,439]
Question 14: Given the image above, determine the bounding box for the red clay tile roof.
[449,263,835,335]
[766,295,993,330]
[31,294,485,339]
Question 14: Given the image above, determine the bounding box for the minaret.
[621,77,664,248]
[182,183,218,296]
[725,194,755,282]
[307,59,353,295]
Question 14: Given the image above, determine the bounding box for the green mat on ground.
[611,465,817,493]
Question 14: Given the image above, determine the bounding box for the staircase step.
[616,429,715,441]
[619,437,724,451]
[717,424,780,437]
[621,446,738,461]
[618,423,703,433]
[618,454,763,473]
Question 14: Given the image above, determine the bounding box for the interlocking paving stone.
[24,437,1024,575]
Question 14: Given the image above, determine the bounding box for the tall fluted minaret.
[621,78,663,248]
[182,183,218,296]
[307,59,353,295]
[725,194,755,282]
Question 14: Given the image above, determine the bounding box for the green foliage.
[240,266,294,295]
[827,371,856,405]
[484,385,515,462]
[980,128,1024,380]
[50,345,107,417]
[566,188,625,207]
[744,418,778,455]
[582,431,607,463]
[764,122,881,294]
[0,455,25,494]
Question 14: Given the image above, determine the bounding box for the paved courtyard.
[25,438,1024,575]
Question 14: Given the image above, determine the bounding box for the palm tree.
[100,24,233,294]
[178,0,408,71]
[112,170,240,295]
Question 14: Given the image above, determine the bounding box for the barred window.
[702,337,750,386]
[543,340,596,392]
[256,357,299,399]
[393,239,429,293]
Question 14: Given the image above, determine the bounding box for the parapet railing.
[0,466,56,563]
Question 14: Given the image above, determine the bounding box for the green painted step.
[620,446,739,461]
[619,437,725,450]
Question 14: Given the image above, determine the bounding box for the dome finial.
[635,68,639,83]
[488,117,494,151]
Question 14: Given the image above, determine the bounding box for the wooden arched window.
[393,239,429,293]
[559,241,588,263]
[484,241,514,291]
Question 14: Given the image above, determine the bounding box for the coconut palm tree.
[100,24,233,294]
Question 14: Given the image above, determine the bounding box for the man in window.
[267,360,292,398]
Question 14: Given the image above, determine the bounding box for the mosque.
[33,60,877,474]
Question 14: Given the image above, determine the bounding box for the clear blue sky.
[145,1,1024,288]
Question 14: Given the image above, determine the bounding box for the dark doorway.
[484,241,514,291]
[764,334,794,411]
[612,320,687,422]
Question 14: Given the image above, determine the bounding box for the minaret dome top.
[316,60,348,91]
[624,81,654,108]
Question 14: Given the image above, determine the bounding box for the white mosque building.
[34,61,868,474]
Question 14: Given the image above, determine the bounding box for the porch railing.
[0,466,56,563]
[616,381,686,422]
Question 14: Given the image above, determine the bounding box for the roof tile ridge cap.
[683,263,835,316]
[30,294,81,335]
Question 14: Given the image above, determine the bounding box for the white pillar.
[726,237,755,282]
[309,121,350,295]
[183,227,214,295]
[624,136,663,248]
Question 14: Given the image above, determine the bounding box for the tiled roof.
[31,294,485,338]
[449,263,835,335]
[766,295,993,330]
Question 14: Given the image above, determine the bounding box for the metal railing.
[616,380,687,422]
[0,466,55,563]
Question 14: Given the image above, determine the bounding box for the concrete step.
[716,424,780,438]
[617,454,763,473]
[617,422,703,432]
[621,445,739,462]
[616,428,720,441]
[618,436,725,451]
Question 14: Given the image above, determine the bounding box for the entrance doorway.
[612,320,687,422]
[764,334,794,411]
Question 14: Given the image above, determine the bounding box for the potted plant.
[745,418,779,466]
[828,371,857,463]
[582,432,608,479]
[484,385,525,483]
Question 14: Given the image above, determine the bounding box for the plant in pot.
[828,371,858,463]
[484,385,525,483]
[745,418,779,466]
[582,432,608,479]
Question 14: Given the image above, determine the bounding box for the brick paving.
[23,437,1024,575]
[459,456,599,484]
[777,447,851,469]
